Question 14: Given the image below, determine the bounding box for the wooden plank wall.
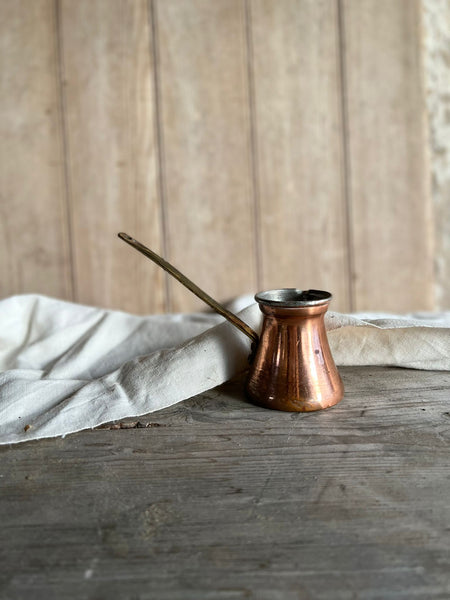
[422,0,450,310]
[0,0,435,314]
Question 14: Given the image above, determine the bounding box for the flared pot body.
[245,289,344,412]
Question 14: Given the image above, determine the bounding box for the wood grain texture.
[1,367,449,599]
[156,0,257,312]
[60,0,164,313]
[0,0,72,299]
[423,0,450,309]
[341,0,434,312]
[250,0,350,312]
[0,0,439,315]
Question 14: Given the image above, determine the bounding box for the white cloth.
[0,294,449,446]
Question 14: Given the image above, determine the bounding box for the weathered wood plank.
[422,0,450,309]
[156,0,257,312]
[60,0,164,313]
[0,367,449,599]
[250,0,350,312]
[0,0,72,300]
[341,0,434,312]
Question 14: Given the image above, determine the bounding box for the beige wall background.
[0,0,446,315]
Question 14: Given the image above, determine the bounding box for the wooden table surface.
[1,366,449,599]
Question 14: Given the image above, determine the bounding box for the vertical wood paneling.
[60,0,164,314]
[423,0,450,309]
[0,0,72,299]
[342,0,433,312]
[250,0,350,312]
[156,0,257,312]
[0,0,437,315]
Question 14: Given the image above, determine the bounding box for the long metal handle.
[118,232,259,346]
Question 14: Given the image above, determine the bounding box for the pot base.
[245,387,344,413]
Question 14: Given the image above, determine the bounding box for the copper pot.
[245,289,343,412]
[118,234,344,412]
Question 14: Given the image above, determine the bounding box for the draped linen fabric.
[1,294,449,445]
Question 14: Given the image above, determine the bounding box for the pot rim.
[255,288,332,308]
